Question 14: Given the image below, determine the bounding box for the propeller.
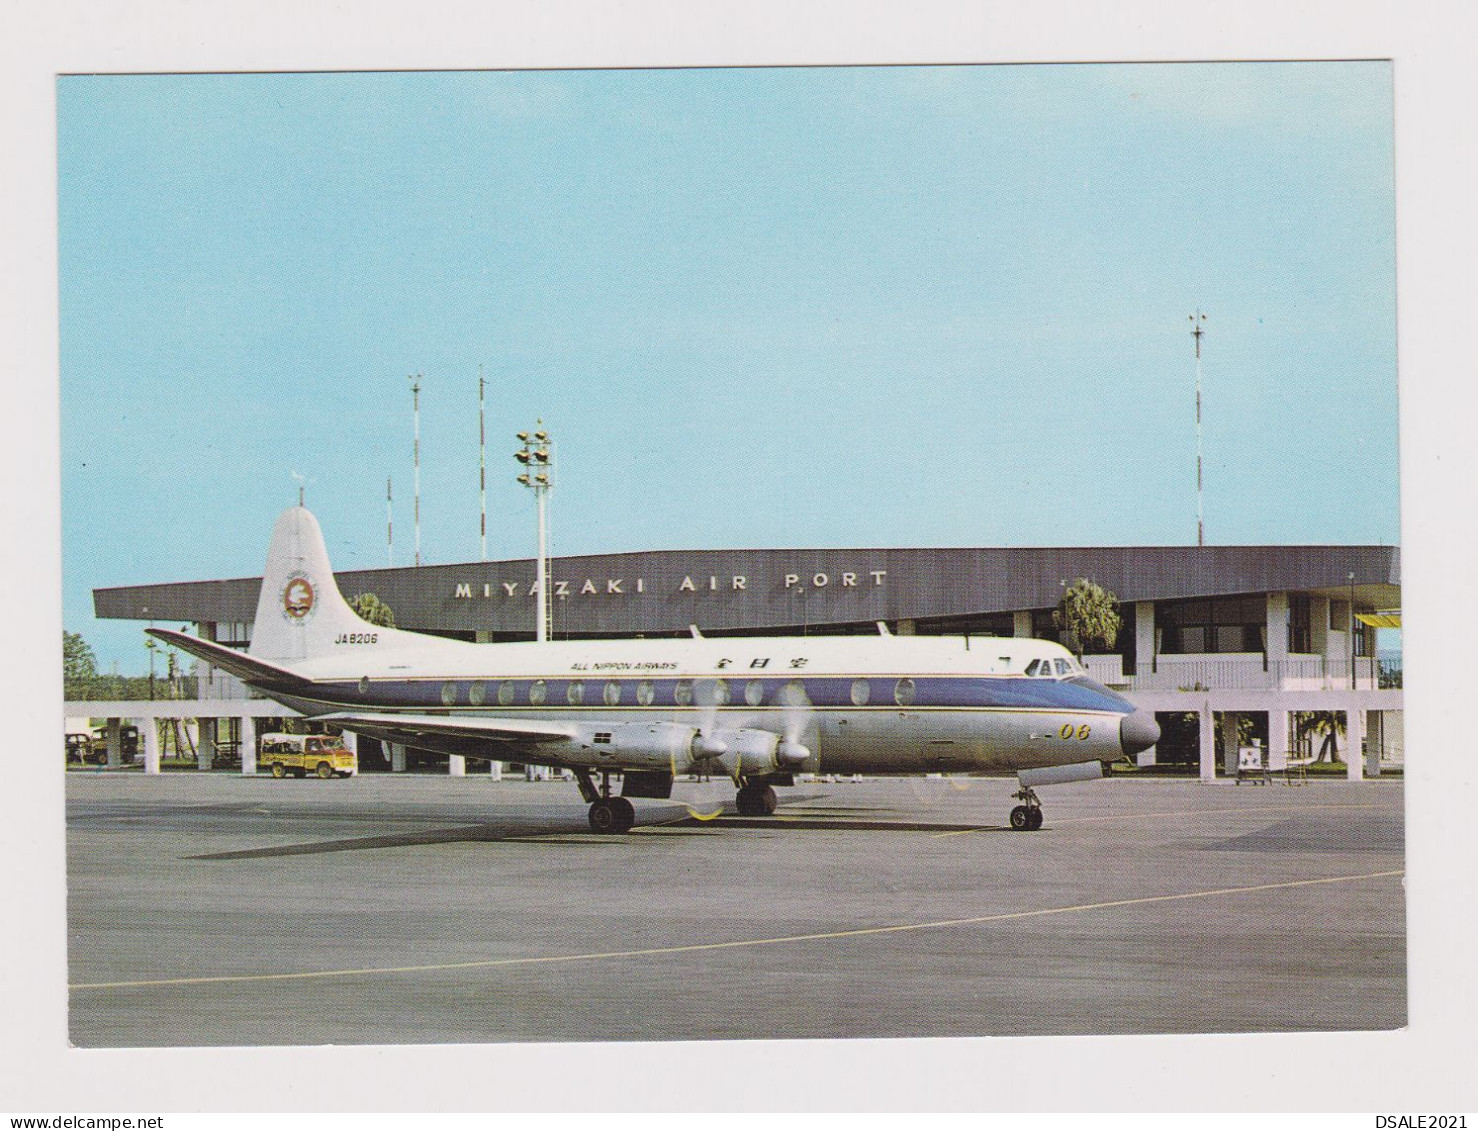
[678,678,730,820]
[691,678,730,765]
[774,678,814,767]
[675,677,814,819]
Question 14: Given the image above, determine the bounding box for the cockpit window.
[1026,657,1076,677]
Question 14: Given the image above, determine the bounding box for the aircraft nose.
[1119,710,1160,757]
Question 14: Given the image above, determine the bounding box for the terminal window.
[1288,593,1312,653]
[1156,595,1267,655]
[1353,614,1373,657]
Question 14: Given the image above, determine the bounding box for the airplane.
[148,506,1161,834]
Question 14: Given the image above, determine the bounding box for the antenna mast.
[479,364,487,561]
[386,477,394,567]
[409,374,422,566]
[1189,311,1207,547]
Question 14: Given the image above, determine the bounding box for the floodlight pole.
[537,486,550,641]
[479,365,487,561]
[515,421,554,642]
[1190,312,1207,547]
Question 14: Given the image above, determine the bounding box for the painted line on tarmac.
[931,800,1385,838]
[69,867,1403,992]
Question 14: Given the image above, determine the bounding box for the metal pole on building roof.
[479,364,487,561]
[410,374,422,566]
[1190,311,1207,547]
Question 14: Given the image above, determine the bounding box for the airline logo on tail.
[281,573,317,621]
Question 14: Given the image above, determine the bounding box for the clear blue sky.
[58,63,1398,670]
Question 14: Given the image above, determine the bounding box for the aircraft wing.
[317,712,574,746]
[314,712,578,763]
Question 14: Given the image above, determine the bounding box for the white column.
[240,716,257,775]
[1267,709,1290,772]
[1346,707,1365,781]
[141,718,161,775]
[488,760,503,780]
[1366,711,1383,778]
[449,755,466,777]
[391,743,407,772]
[197,718,216,772]
[1220,711,1240,777]
[1013,610,1033,638]
[1198,705,1215,783]
[105,717,123,768]
[1265,592,1289,681]
[1311,595,1331,660]
[1135,602,1156,674]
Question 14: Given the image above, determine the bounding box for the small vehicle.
[66,732,97,764]
[75,725,138,764]
[260,733,356,779]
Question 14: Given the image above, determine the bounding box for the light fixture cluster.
[514,425,552,488]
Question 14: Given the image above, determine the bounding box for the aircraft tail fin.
[248,506,406,662]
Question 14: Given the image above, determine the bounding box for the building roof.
[95,544,1402,638]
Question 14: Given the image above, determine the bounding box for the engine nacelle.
[692,727,807,779]
[570,721,700,771]
[568,722,811,779]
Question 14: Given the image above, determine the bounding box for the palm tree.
[1296,711,1346,763]
[1052,578,1123,660]
[348,593,396,628]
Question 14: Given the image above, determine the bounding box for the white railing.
[1120,656,1383,692]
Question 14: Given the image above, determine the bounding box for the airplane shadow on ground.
[183,804,1011,860]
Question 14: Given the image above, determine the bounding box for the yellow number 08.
[1060,723,1092,740]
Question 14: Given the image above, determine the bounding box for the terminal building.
[82,541,1403,782]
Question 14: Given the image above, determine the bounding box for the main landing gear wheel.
[736,782,778,817]
[588,795,636,835]
[1009,785,1045,830]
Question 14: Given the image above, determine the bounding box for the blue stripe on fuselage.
[300,674,1134,715]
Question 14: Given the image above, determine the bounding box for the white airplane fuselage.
[149,507,1159,830]
[266,632,1142,776]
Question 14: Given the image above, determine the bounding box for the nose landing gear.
[1009,785,1044,831]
